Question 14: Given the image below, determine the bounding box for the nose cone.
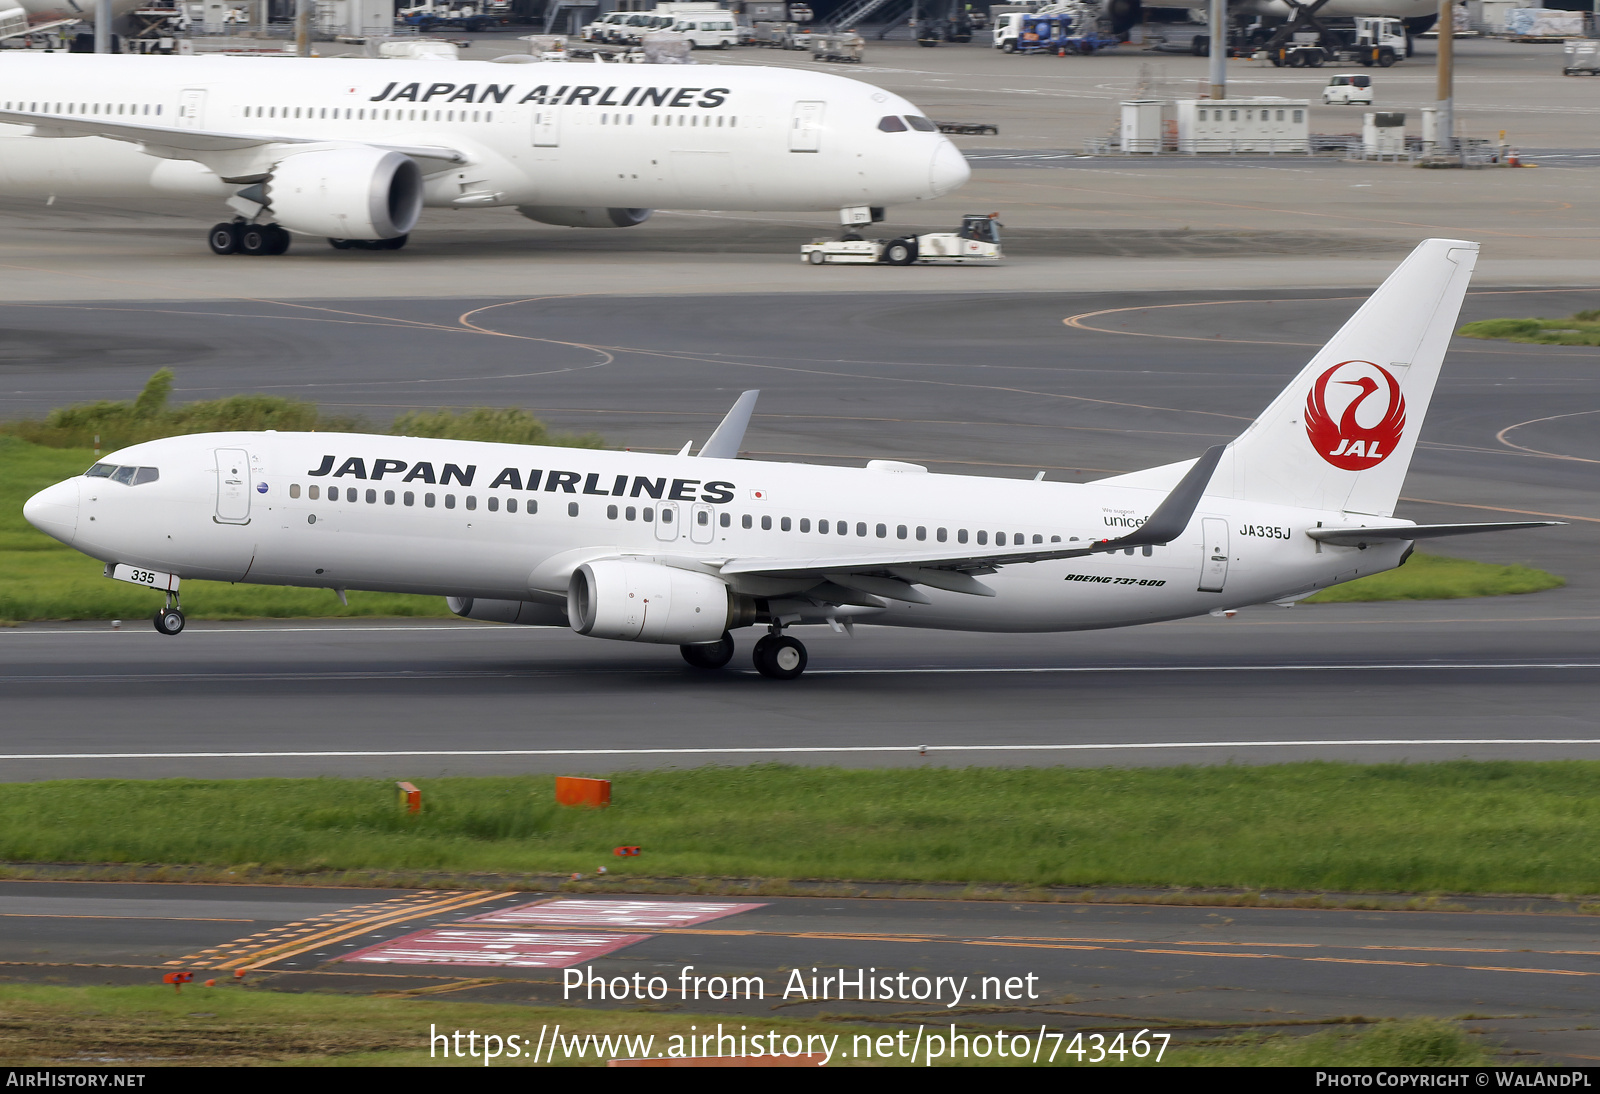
[24,478,79,545]
[929,139,970,198]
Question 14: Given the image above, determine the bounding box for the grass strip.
[6,764,1600,895]
[0,986,1486,1067]
[1459,311,1600,345]
[1304,550,1563,602]
[1,436,1564,619]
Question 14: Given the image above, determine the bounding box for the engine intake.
[568,560,752,644]
[446,597,568,626]
[517,206,653,229]
[266,148,423,239]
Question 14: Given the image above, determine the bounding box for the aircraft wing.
[718,445,1229,602]
[0,108,467,171]
[1307,521,1563,547]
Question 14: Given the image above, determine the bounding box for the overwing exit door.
[655,501,679,541]
[690,502,715,544]
[1198,517,1229,592]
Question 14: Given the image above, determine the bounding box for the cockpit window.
[878,115,907,132]
[85,463,160,485]
[905,115,938,132]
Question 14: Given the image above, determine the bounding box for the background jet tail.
[1221,238,1480,517]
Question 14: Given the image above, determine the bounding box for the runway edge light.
[396,781,421,815]
[556,776,611,809]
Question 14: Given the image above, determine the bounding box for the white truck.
[802,215,1003,266]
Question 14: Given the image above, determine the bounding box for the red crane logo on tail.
[1304,361,1406,471]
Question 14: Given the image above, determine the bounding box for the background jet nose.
[24,478,79,545]
[929,139,970,197]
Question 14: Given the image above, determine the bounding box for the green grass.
[0,986,1487,1066]
[1307,550,1564,602]
[1458,310,1600,345]
[6,764,1600,895]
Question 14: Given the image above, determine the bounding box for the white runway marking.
[2,740,1597,761]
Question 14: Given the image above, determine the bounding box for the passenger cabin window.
[290,484,301,498]
[568,502,580,516]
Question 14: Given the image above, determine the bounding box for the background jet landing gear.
[680,631,735,670]
[328,235,409,251]
[152,592,184,636]
[208,222,290,256]
[752,630,807,680]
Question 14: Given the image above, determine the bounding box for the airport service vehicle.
[1322,73,1374,104]
[672,15,739,48]
[802,212,1002,265]
[24,239,1559,679]
[0,54,968,255]
[1,0,143,41]
[1082,0,1435,37]
[1563,38,1600,75]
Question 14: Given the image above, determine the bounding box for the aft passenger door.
[1198,517,1229,592]
[789,101,824,152]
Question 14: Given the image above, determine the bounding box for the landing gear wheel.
[681,632,735,669]
[378,234,409,251]
[882,239,917,266]
[752,634,807,680]
[328,238,355,250]
[265,225,290,255]
[207,222,240,255]
[153,607,185,636]
[238,224,274,256]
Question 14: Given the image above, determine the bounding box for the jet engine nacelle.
[567,559,752,644]
[517,206,653,228]
[266,148,424,239]
[446,596,569,626]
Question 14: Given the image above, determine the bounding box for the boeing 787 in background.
[24,239,1558,678]
[0,54,970,254]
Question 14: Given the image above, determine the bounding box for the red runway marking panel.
[463,899,768,930]
[338,928,650,968]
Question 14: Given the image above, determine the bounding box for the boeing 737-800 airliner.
[0,54,969,254]
[23,240,1558,678]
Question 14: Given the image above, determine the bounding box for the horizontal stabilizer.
[1307,521,1563,547]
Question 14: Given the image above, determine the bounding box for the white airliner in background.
[24,239,1557,679]
[0,53,969,254]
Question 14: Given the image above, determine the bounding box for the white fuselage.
[0,54,969,213]
[25,431,1403,634]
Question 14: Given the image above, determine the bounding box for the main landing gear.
[678,627,811,679]
[152,590,184,636]
[208,221,291,256]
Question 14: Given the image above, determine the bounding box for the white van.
[1322,73,1374,105]
[672,15,738,47]
[581,12,627,41]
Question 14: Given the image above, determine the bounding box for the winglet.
[698,390,760,459]
[1094,444,1226,552]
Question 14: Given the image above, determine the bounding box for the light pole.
[1209,0,1226,100]
[1436,0,1454,158]
[295,0,310,57]
[94,0,111,52]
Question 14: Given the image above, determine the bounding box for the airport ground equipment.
[801,213,1003,266]
[1360,111,1406,157]
[1175,98,1309,153]
[936,121,999,135]
[1259,14,1406,67]
[1563,38,1600,74]
[1322,73,1374,104]
[807,29,862,61]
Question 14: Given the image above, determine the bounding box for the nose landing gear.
[752,627,807,680]
[152,590,184,636]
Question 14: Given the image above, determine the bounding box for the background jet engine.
[445,597,569,625]
[517,206,653,228]
[265,148,423,240]
[567,559,755,644]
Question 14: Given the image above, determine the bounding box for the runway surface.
[4,284,1597,777]
[0,881,1592,1063]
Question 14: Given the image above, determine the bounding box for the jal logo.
[1304,360,1406,471]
